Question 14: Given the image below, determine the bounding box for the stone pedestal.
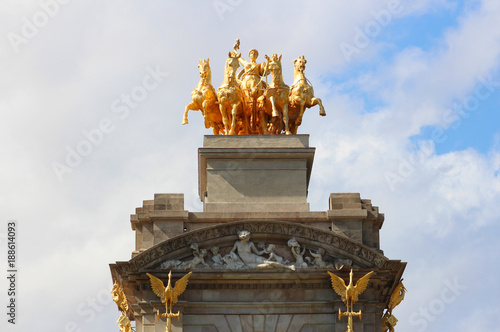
[199,135,315,212]
[110,135,406,332]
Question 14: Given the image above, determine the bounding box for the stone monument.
[110,42,406,332]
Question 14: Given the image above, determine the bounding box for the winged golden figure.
[388,279,406,312]
[147,271,192,332]
[328,269,374,332]
[382,279,406,332]
[328,269,373,312]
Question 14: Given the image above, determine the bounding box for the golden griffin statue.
[183,39,326,135]
[381,279,406,332]
[111,282,132,332]
[147,271,192,332]
[327,269,374,332]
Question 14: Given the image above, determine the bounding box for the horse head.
[266,54,283,73]
[198,58,211,83]
[293,55,307,74]
[224,52,241,82]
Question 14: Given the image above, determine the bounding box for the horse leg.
[229,104,237,135]
[202,100,210,129]
[295,97,306,127]
[182,102,198,125]
[311,97,326,116]
[229,103,239,135]
[283,101,291,135]
[270,95,279,118]
[269,96,281,134]
[219,103,231,134]
[259,107,269,135]
[212,122,220,135]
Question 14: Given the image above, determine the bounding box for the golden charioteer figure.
[183,39,326,135]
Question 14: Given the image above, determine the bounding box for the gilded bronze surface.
[382,279,406,332]
[111,282,132,332]
[328,269,374,332]
[147,271,192,332]
[183,39,325,135]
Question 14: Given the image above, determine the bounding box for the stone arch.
[131,220,387,270]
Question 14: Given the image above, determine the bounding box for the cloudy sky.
[1,0,499,331]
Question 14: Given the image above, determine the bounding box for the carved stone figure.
[185,248,209,269]
[306,248,333,269]
[265,244,285,264]
[230,230,294,270]
[210,246,224,267]
[222,251,245,269]
[157,236,352,272]
[288,55,326,134]
[230,230,266,266]
[287,237,308,268]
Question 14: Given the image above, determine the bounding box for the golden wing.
[172,271,193,304]
[327,271,347,303]
[352,271,374,303]
[146,273,166,303]
[389,279,406,310]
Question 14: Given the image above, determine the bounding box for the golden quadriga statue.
[183,39,326,135]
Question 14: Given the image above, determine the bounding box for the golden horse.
[288,56,326,134]
[257,54,291,135]
[182,58,224,135]
[217,52,248,135]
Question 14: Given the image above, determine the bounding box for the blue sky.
[1,1,499,332]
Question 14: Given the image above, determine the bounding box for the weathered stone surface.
[199,135,315,212]
[110,136,406,332]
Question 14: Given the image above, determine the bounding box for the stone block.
[154,193,185,211]
[153,220,184,244]
[275,315,292,332]
[253,315,265,331]
[265,314,279,332]
[226,315,244,332]
[240,315,253,332]
[199,135,315,213]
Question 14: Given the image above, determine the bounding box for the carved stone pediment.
[129,220,387,272]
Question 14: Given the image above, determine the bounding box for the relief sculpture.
[156,230,351,271]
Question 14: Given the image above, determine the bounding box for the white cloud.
[1,1,499,331]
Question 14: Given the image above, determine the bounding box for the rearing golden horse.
[289,55,326,134]
[182,58,224,135]
[258,54,291,135]
[217,52,248,135]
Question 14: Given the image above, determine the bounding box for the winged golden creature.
[382,279,406,332]
[328,269,373,313]
[328,269,374,332]
[388,279,406,312]
[147,271,192,332]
